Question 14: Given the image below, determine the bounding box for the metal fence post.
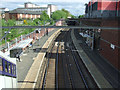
[44,20,45,36]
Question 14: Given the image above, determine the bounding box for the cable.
[100,38,120,49]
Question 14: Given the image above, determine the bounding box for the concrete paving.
[17,29,58,88]
[20,28,62,88]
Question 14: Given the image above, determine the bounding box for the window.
[8,63,11,74]
[12,65,14,74]
[0,58,3,71]
[13,65,16,75]
[5,61,8,72]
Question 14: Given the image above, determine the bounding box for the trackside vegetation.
[1,9,81,45]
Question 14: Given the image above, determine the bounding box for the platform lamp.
[38,21,41,46]
[4,31,11,50]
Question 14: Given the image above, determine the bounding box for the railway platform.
[17,28,61,88]
[16,28,119,88]
[71,29,115,88]
[17,28,62,88]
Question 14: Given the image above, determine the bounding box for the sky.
[0,0,90,16]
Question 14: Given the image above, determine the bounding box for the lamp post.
[4,31,11,50]
[38,21,41,45]
[44,20,45,36]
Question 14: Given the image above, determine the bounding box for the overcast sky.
[0,0,90,16]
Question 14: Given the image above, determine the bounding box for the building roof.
[48,4,57,6]
[0,8,9,14]
[11,38,33,49]
[0,8,6,9]
[24,2,33,4]
[9,8,42,15]
[17,7,48,9]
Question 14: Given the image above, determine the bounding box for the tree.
[78,15,84,18]
[51,10,67,20]
[40,11,49,21]
[33,18,40,25]
[61,8,71,18]
[71,15,76,18]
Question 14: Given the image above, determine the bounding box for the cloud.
[0,3,4,7]
[17,4,24,7]
[0,1,87,15]
[40,5,48,7]
[56,2,86,15]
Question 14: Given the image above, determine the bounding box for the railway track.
[41,41,59,89]
[41,29,98,89]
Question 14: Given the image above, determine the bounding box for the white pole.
[16,38,17,45]
[7,42,9,50]
[44,20,45,36]
[21,35,23,41]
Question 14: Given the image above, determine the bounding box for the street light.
[44,20,46,36]
[4,31,11,50]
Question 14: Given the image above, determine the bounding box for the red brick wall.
[100,2,117,10]
[32,15,35,19]
[22,14,26,19]
[36,15,40,18]
[28,14,30,19]
[100,40,119,67]
[9,14,17,20]
[9,13,41,20]
[100,18,120,70]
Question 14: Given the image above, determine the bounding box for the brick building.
[85,0,120,18]
[8,2,57,20]
[100,18,120,70]
[9,8,41,20]
[0,8,9,19]
[84,0,120,70]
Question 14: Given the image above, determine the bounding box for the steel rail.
[70,46,89,89]
[55,42,59,89]
[64,30,75,88]
[58,30,74,88]
[41,43,55,89]
[60,45,68,88]
[65,48,76,88]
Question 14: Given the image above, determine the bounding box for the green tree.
[61,8,71,18]
[71,15,76,18]
[78,15,84,18]
[40,11,49,21]
[51,10,67,20]
[7,19,16,26]
[33,18,40,25]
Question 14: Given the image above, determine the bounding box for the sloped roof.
[9,8,43,15]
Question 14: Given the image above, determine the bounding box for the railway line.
[41,29,98,89]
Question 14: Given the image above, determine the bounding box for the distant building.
[85,0,120,18]
[23,2,57,17]
[24,2,41,8]
[3,2,57,20]
[48,4,57,14]
[0,8,9,19]
[9,8,41,20]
